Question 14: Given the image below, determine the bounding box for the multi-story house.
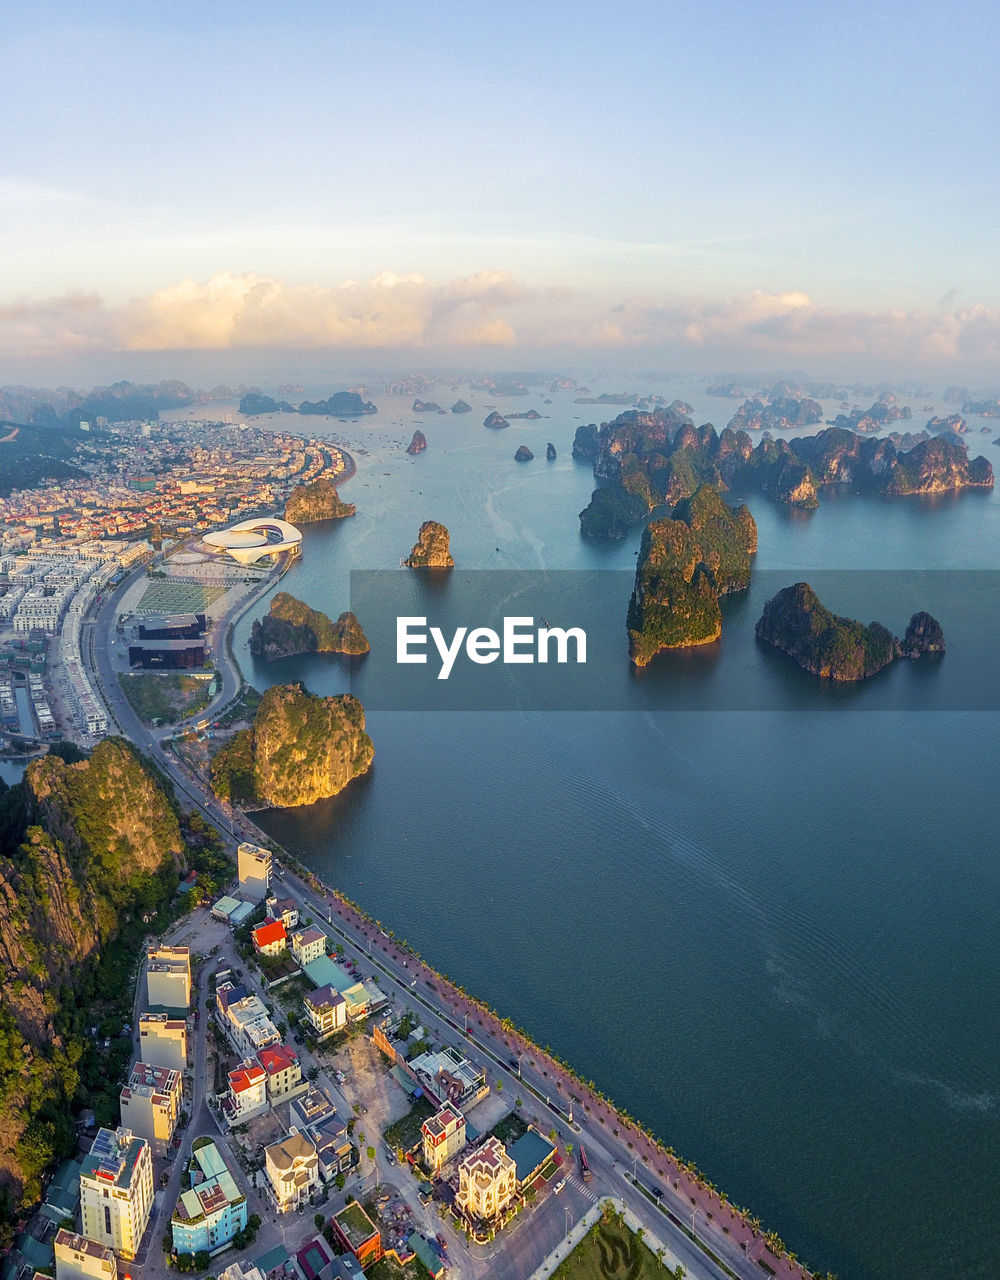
[455,1137,517,1224]
[252,920,287,958]
[137,1014,187,1072]
[303,985,346,1041]
[170,1140,247,1255]
[264,1132,319,1213]
[256,1044,304,1104]
[53,1231,117,1280]
[220,1060,268,1127]
[80,1128,154,1261]
[421,1102,467,1173]
[146,947,191,1010]
[290,928,326,968]
[118,1063,182,1151]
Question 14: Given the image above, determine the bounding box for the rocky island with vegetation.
[0,739,200,1228]
[406,430,428,455]
[576,405,993,535]
[210,683,374,808]
[484,411,509,429]
[404,520,454,567]
[755,583,945,680]
[514,444,534,461]
[284,476,356,523]
[627,484,757,665]
[240,390,375,416]
[249,592,369,660]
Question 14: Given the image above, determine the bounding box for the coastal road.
[90,546,800,1280]
[272,867,737,1280]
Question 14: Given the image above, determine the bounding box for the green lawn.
[551,1213,678,1280]
[118,671,212,724]
[383,1095,436,1153]
[488,1110,529,1145]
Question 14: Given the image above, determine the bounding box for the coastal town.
[0,418,346,751]
[0,402,828,1280]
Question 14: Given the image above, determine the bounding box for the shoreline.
[158,438,817,1279]
[227,789,815,1280]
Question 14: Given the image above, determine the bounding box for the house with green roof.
[171,1140,247,1255]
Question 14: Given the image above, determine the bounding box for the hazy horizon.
[4,0,1000,379]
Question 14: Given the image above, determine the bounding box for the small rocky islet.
[284,476,356,523]
[249,591,369,660]
[755,583,944,680]
[403,520,454,568]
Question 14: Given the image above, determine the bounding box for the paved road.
[89,560,804,1280]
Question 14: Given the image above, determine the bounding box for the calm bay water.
[222,383,1000,1280]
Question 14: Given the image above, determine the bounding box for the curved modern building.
[202,517,302,565]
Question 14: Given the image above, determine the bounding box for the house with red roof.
[221,1059,268,1126]
[256,1043,305,1103]
[252,920,288,958]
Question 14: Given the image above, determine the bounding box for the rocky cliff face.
[755,584,944,680]
[576,409,994,536]
[250,592,369,660]
[0,740,186,1211]
[404,521,454,568]
[627,485,757,666]
[211,684,374,808]
[284,477,356,523]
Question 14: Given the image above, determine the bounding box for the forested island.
[239,390,376,416]
[284,477,356,523]
[627,484,757,665]
[755,583,945,680]
[210,684,374,807]
[576,405,993,536]
[249,592,369,660]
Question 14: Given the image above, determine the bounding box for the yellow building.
[290,928,327,967]
[80,1127,154,1261]
[137,1013,188,1071]
[264,1132,319,1213]
[53,1230,117,1280]
[146,946,191,1010]
[119,1062,183,1151]
[256,1044,305,1103]
[455,1137,517,1223]
[421,1102,466,1173]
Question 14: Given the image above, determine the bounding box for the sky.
[3,0,1000,380]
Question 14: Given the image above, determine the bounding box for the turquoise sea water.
[219,384,1000,1280]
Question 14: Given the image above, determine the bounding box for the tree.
[194,1252,210,1272]
[314,1213,325,1229]
[366,1146,375,1163]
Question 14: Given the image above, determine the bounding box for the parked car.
[554,1180,565,1195]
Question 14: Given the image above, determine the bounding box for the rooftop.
[80,1127,148,1191]
[304,984,345,1013]
[333,1202,379,1249]
[257,1043,299,1075]
[253,920,287,948]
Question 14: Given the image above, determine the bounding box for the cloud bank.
[3,270,1000,371]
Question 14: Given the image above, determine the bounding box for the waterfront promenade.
[82,453,818,1280]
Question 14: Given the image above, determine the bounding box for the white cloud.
[3,272,1000,369]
